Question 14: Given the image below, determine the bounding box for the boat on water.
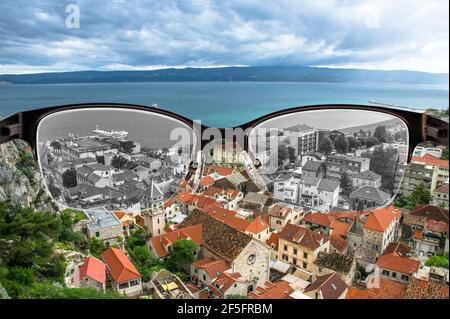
[93,125,128,139]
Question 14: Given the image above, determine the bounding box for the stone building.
[179,209,270,292]
[277,224,330,280]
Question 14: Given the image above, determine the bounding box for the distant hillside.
[340,118,401,134]
[0,66,448,85]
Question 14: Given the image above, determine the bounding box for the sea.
[0,81,448,127]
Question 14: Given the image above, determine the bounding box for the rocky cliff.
[0,139,57,212]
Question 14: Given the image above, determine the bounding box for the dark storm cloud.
[0,0,448,74]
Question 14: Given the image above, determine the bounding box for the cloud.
[0,0,448,74]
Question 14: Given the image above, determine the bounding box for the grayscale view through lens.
[37,108,194,212]
[249,109,409,212]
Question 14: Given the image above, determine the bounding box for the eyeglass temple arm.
[423,114,449,146]
[0,113,22,145]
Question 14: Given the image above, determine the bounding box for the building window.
[293,248,298,255]
[95,231,100,237]
[284,245,288,251]
[203,274,206,281]
[401,275,409,281]
[382,270,389,276]
[302,262,307,269]
[282,254,288,261]
[303,252,308,259]
[392,272,397,278]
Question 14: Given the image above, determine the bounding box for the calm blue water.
[0,82,448,127]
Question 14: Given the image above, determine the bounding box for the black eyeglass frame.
[0,102,448,163]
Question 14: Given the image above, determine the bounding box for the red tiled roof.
[434,184,449,194]
[411,154,449,168]
[202,206,249,232]
[329,220,351,237]
[346,278,407,299]
[135,215,145,228]
[377,242,420,274]
[364,205,400,232]
[203,186,224,198]
[249,281,294,299]
[304,272,348,299]
[246,215,269,234]
[150,224,203,258]
[78,256,106,284]
[204,165,235,176]
[279,224,329,250]
[200,175,215,187]
[267,232,279,247]
[101,247,140,283]
[303,213,334,227]
[405,277,449,299]
[329,234,347,253]
[113,211,127,220]
[410,204,449,224]
[196,259,229,279]
[176,191,195,204]
[208,272,244,297]
[164,198,175,208]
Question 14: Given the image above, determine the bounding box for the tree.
[50,140,61,151]
[318,137,333,156]
[62,169,77,188]
[394,130,407,142]
[88,238,106,258]
[368,145,399,192]
[347,136,359,151]
[111,155,129,169]
[334,135,349,154]
[328,130,344,142]
[340,171,353,196]
[407,183,432,208]
[364,136,379,148]
[166,239,197,272]
[120,140,135,154]
[0,201,64,281]
[374,125,388,143]
[26,282,124,299]
[425,253,449,268]
[277,144,289,164]
[442,146,449,160]
[287,146,296,163]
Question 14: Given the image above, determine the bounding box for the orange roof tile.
[202,206,249,232]
[329,220,351,237]
[411,154,449,168]
[203,186,224,198]
[101,247,140,283]
[176,191,195,204]
[150,224,203,258]
[329,234,347,253]
[205,165,235,176]
[196,259,229,279]
[246,215,269,234]
[364,205,400,232]
[164,198,175,208]
[79,256,106,284]
[249,281,294,299]
[200,176,215,187]
[267,233,279,248]
[303,213,334,227]
[346,278,407,299]
[377,254,420,274]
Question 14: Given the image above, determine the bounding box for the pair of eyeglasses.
[0,103,447,212]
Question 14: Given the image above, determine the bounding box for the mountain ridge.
[0,66,448,85]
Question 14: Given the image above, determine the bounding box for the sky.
[0,0,448,75]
